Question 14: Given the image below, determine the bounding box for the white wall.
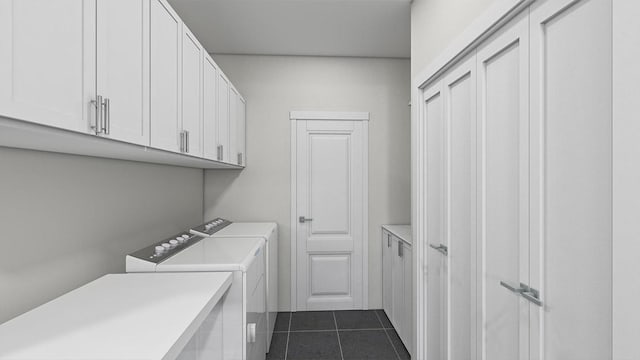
[411,0,496,77]
[204,55,411,310]
[0,148,204,323]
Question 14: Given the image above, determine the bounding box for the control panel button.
[169,239,178,248]
[154,246,165,255]
[181,234,190,240]
[161,243,171,250]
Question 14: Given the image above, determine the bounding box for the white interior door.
[476,10,529,360]
[443,53,477,360]
[295,119,366,311]
[529,0,612,358]
[423,81,447,360]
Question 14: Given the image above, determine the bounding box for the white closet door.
[442,54,477,360]
[423,81,447,360]
[529,0,612,358]
[96,0,149,145]
[476,10,529,360]
[149,0,182,152]
[0,0,95,133]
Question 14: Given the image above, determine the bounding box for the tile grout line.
[284,313,292,360]
[374,310,402,360]
[333,311,345,360]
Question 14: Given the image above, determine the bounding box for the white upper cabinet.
[149,0,182,153]
[237,96,246,166]
[0,0,96,133]
[229,86,238,165]
[217,72,230,162]
[96,0,150,145]
[202,56,218,161]
[180,25,203,157]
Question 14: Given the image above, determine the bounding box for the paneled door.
[529,0,612,358]
[294,118,367,310]
[217,73,230,162]
[423,80,447,360]
[0,0,95,132]
[476,10,529,360]
[442,53,477,360]
[181,25,203,156]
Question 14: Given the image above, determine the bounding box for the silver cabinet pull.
[299,216,313,223]
[216,145,222,160]
[398,241,403,257]
[238,153,243,165]
[387,234,391,248]
[103,98,110,135]
[91,95,103,135]
[429,243,448,256]
[221,145,224,160]
[185,130,189,153]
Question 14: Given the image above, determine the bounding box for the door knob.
[299,216,313,223]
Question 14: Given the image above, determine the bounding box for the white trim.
[290,115,369,312]
[290,111,370,121]
[412,0,535,90]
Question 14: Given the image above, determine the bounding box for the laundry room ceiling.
[167,0,411,58]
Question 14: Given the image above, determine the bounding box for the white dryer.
[191,221,278,351]
[126,229,267,360]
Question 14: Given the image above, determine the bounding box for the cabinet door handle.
[499,281,525,294]
[398,241,403,257]
[387,234,391,248]
[91,95,103,135]
[247,323,256,343]
[521,285,543,307]
[238,152,243,165]
[221,145,224,160]
[185,130,189,153]
[103,98,110,135]
[299,216,313,223]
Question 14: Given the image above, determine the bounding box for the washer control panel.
[128,232,203,264]
[190,218,232,237]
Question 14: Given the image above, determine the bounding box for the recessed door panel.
[310,134,351,235]
[310,254,351,296]
[530,0,612,358]
[477,11,529,360]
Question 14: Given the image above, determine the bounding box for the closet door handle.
[499,281,525,294]
[429,243,448,256]
[521,286,543,307]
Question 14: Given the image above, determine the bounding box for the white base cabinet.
[381,225,412,356]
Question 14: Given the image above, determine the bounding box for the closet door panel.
[443,54,477,360]
[203,56,218,160]
[423,82,447,360]
[529,0,612,358]
[476,11,529,360]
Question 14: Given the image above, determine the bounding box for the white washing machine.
[126,227,267,360]
[190,220,278,351]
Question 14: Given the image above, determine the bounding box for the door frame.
[289,111,369,311]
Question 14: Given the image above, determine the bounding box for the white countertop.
[0,272,232,360]
[382,224,412,245]
[157,237,265,272]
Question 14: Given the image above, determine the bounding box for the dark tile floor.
[267,309,410,360]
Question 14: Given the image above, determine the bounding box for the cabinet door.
[402,244,413,355]
[423,79,447,360]
[0,0,95,133]
[391,237,404,333]
[96,0,149,145]
[228,86,239,164]
[202,55,218,160]
[217,72,230,162]
[442,53,477,360]
[382,230,393,320]
[529,0,612,358]
[181,26,203,157]
[476,10,529,360]
[237,96,247,166]
[149,0,181,152]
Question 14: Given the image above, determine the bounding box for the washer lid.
[212,222,276,239]
[156,237,265,272]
